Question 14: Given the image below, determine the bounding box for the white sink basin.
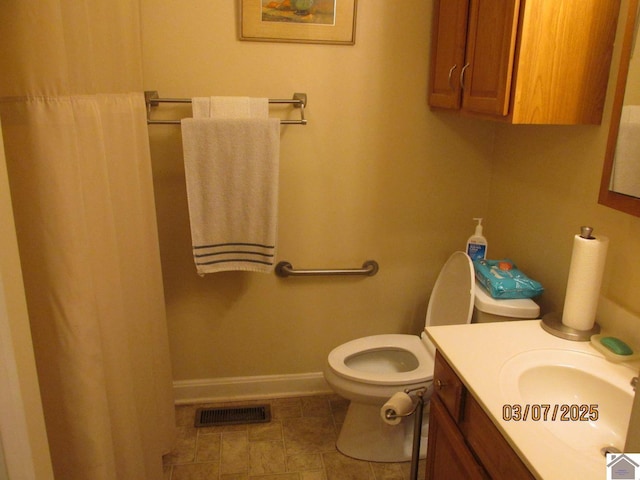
[500,349,636,462]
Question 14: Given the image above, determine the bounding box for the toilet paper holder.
[383,385,434,480]
[383,386,432,420]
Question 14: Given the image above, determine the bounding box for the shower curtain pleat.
[0,94,175,479]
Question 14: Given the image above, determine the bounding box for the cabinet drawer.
[461,394,535,480]
[433,351,465,422]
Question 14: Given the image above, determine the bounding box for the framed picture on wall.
[240,0,357,45]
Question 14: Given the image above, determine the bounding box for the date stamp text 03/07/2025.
[501,404,599,422]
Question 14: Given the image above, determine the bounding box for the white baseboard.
[173,371,332,405]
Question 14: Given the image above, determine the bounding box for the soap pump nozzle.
[473,218,483,236]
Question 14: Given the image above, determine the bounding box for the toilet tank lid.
[474,281,540,318]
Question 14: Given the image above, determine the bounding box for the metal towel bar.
[144,91,307,125]
[275,260,379,278]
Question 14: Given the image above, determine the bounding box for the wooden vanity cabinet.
[426,396,489,480]
[428,0,621,124]
[426,351,534,480]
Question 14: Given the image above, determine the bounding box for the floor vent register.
[194,405,271,427]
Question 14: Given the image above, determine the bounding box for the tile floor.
[162,394,426,480]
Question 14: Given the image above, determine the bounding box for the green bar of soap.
[600,337,633,355]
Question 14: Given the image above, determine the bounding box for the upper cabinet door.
[510,0,621,124]
[462,0,520,116]
[428,0,469,110]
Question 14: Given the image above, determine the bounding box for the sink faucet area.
[426,319,640,480]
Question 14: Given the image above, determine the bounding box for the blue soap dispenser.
[466,218,487,261]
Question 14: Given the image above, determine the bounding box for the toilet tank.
[472,281,540,323]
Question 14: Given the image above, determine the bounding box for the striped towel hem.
[193,242,275,267]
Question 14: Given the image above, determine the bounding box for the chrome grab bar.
[275,260,379,277]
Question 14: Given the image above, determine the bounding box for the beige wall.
[142,0,640,383]
[141,1,495,380]
[487,1,640,333]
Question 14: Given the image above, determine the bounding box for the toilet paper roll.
[380,392,414,426]
[562,233,609,331]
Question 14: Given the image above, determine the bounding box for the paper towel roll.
[380,392,413,426]
[561,233,609,331]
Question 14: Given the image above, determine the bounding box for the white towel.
[181,97,280,274]
[611,105,640,198]
[191,96,269,118]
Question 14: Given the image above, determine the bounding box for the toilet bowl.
[325,334,435,405]
[323,251,539,462]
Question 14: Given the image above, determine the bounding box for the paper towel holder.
[541,225,604,341]
[541,312,600,341]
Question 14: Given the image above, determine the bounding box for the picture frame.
[240,0,357,45]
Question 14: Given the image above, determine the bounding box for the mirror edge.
[599,0,640,217]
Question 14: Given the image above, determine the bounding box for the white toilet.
[323,251,539,462]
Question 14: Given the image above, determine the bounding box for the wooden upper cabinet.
[428,0,621,125]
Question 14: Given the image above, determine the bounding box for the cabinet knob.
[460,63,470,89]
[435,379,448,390]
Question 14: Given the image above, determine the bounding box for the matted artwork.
[240,0,357,45]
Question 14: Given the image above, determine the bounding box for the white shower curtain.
[0,2,175,479]
[1,94,175,479]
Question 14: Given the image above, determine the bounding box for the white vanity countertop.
[425,320,639,480]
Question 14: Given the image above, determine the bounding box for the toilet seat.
[327,334,434,386]
[326,252,475,388]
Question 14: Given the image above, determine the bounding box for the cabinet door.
[461,394,535,479]
[426,396,488,480]
[428,0,469,109]
[510,0,620,124]
[433,351,465,422]
[462,0,520,116]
